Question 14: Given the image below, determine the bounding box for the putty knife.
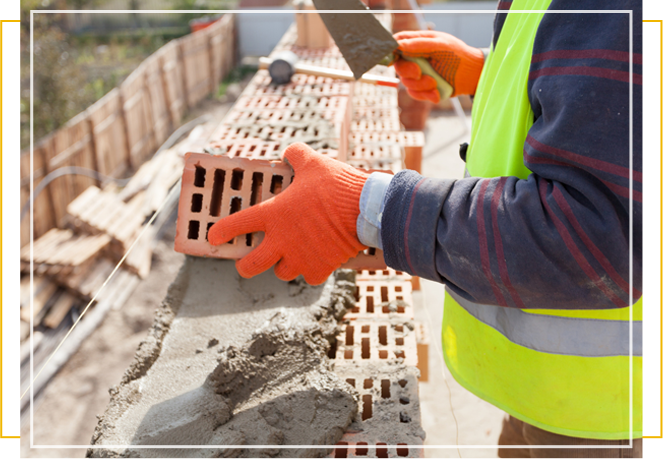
[312,0,453,99]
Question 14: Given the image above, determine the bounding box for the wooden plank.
[66,185,101,221]
[120,64,155,167]
[43,292,77,329]
[77,258,115,298]
[87,88,130,178]
[156,40,187,127]
[20,279,58,322]
[69,234,112,267]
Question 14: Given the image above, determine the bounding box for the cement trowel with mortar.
[312,0,453,99]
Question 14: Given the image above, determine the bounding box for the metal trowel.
[312,0,453,99]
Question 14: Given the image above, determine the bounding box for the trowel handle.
[400,55,454,100]
[258,57,400,88]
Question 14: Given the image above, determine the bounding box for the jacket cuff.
[357,172,394,249]
[381,170,455,282]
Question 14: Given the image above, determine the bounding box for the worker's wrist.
[357,172,394,249]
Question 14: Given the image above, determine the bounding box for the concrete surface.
[415,110,507,458]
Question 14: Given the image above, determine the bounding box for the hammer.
[259,51,400,88]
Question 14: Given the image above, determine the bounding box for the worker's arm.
[366,3,642,310]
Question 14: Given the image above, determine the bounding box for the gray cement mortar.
[87,257,360,458]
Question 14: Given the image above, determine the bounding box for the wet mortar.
[87,258,359,458]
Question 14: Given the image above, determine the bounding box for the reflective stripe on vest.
[448,289,642,357]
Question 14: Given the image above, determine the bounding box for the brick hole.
[399,379,408,388]
[356,442,368,456]
[191,193,203,213]
[230,169,244,190]
[328,340,337,358]
[361,394,373,420]
[345,325,354,346]
[395,325,404,332]
[381,379,391,399]
[400,412,411,423]
[379,350,388,359]
[250,172,263,205]
[352,306,360,313]
[364,379,373,389]
[229,197,242,216]
[383,270,389,275]
[354,286,360,301]
[396,337,404,346]
[396,296,404,301]
[397,305,405,313]
[368,271,376,275]
[400,396,410,405]
[334,442,348,458]
[366,296,374,313]
[367,286,374,292]
[187,221,200,240]
[361,338,370,359]
[361,325,370,333]
[260,148,267,157]
[368,247,377,256]
[194,165,206,187]
[346,378,355,388]
[245,233,253,247]
[206,222,214,241]
[270,175,284,194]
[209,169,226,217]
[380,286,389,302]
[376,443,388,458]
[249,144,256,152]
[395,286,402,292]
[396,271,403,275]
[344,349,353,359]
[379,326,388,345]
[382,305,390,314]
[397,443,408,457]
[395,350,405,359]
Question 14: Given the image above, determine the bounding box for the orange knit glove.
[393,30,484,103]
[208,143,369,285]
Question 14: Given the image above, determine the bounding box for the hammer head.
[268,51,300,84]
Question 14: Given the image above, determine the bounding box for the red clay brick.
[174,153,293,259]
[346,279,414,321]
[414,322,430,383]
[352,94,399,109]
[334,319,418,367]
[205,139,339,161]
[234,94,348,111]
[355,268,412,282]
[342,248,388,271]
[246,70,352,97]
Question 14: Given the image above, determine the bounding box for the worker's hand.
[393,30,484,103]
[208,143,369,285]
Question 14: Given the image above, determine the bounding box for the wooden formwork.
[156,40,188,128]
[142,53,172,148]
[180,26,213,108]
[47,112,99,228]
[120,64,156,167]
[86,88,130,178]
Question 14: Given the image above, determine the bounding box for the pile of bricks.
[173,13,428,458]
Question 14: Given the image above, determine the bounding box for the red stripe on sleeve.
[538,181,628,308]
[491,177,526,308]
[477,180,508,307]
[552,187,641,298]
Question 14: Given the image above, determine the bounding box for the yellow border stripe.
[634,19,661,440]
[0,19,19,440]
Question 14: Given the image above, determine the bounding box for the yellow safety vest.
[442,0,643,440]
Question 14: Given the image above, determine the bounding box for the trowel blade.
[312,0,399,80]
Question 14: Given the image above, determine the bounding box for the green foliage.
[217,65,256,97]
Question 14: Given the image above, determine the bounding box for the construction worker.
[209,0,642,456]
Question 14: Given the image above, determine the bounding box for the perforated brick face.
[334,319,418,367]
[174,153,293,259]
[346,280,414,321]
